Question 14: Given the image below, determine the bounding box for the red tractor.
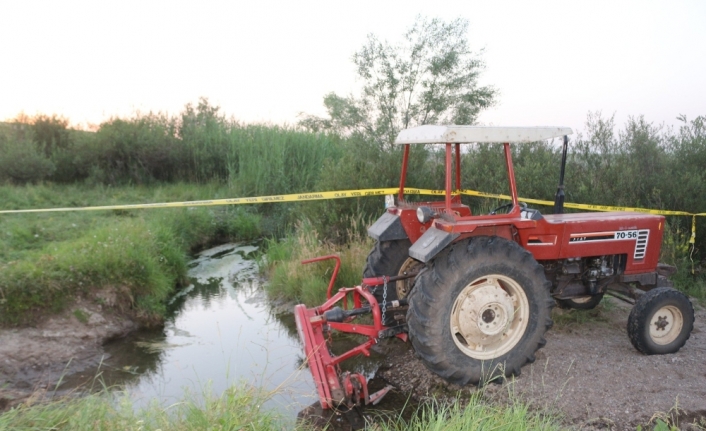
[295,126,695,409]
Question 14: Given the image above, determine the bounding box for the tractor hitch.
[323,298,408,323]
[294,255,412,409]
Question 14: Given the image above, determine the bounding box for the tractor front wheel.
[407,236,554,386]
[627,287,694,355]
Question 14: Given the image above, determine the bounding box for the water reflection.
[58,242,401,424]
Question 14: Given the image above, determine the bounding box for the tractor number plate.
[614,230,638,240]
[570,230,643,243]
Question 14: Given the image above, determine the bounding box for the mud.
[377,297,706,430]
[297,377,418,431]
[0,288,137,409]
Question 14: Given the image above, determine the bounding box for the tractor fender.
[408,227,460,263]
[367,212,408,242]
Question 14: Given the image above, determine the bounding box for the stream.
[57,242,414,427]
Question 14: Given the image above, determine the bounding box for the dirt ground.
[0,289,136,410]
[375,296,706,430]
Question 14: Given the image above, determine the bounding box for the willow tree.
[300,16,497,146]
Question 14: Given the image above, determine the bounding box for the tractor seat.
[520,208,543,221]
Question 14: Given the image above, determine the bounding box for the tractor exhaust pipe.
[553,135,568,214]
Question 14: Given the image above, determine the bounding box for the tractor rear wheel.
[627,287,694,355]
[556,294,604,310]
[407,236,554,386]
[363,239,422,301]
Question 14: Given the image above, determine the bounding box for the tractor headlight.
[417,206,435,223]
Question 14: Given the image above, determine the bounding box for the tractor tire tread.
[407,236,554,386]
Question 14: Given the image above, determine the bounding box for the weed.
[0,383,285,431]
[551,300,611,329]
[371,393,562,431]
[72,309,89,324]
[262,219,373,305]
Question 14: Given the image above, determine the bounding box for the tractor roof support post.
[454,143,461,203]
[398,144,410,201]
[503,143,519,207]
[445,143,453,211]
[553,135,568,214]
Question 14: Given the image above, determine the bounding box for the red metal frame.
[295,282,395,409]
[445,143,453,211]
[455,143,461,201]
[387,138,663,274]
[398,144,410,201]
[503,143,520,207]
[301,255,341,300]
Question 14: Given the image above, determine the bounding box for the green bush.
[263,219,372,306]
[0,135,55,183]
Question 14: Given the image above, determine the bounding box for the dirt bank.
[0,289,137,410]
[376,297,706,430]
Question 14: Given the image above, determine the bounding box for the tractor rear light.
[434,221,454,232]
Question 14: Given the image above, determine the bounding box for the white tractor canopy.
[394,125,573,145]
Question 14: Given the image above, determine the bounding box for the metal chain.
[382,276,388,324]
[325,324,343,375]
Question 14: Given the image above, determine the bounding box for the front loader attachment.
[294,255,412,409]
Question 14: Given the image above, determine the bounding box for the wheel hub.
[482,308,495,323]
[451,275,529,360]
[649,305,683,345]
[396,258,423,299]
[655,315,669,331]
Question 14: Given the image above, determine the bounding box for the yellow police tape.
[0,188,399,214]
[1,187,705,244]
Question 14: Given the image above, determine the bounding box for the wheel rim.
[396,258,423,299]
[649,305,684,345]
[450,274,529,360]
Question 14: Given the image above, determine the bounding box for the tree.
[8,113,71,157]
[299,16,497,146]
[32,114,70,156]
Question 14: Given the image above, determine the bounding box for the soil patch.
[376,297,706,430]
[0,288,137,410]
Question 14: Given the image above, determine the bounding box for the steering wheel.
[490,201,527,215]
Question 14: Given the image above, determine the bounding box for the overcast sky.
[1,1,704,134]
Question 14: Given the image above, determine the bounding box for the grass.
[373,394,562,431]
[72,309,89,324]
[0,384,285,431]
[0,383,565,431]
[0,183,262,326]
[660,222,706,303]
[263,217,373,306]
[551,297,617,329]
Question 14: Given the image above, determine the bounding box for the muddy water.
[60,243,411,425]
